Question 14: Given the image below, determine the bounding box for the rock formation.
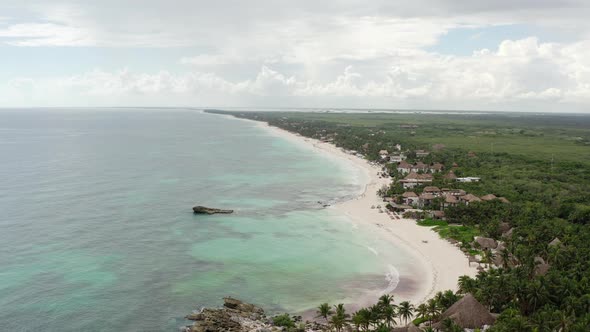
[185,298,266,332]
[192,206,234,214]
[184,298,327,332]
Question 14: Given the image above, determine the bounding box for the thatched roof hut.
[475,236,498,249]
[393,324,421,332]
[460,194,482,203]
[480,194,497,201]
[443,171,457,180]
[444,194,458,204]
[434,293,496,329]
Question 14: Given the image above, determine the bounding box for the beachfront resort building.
[400,172,433,189]
[389,153,406,163]
[442,194,459,209]
[379,150,389,160]
[397,161,413,174]
[411,162,429,173]
[423,186,442,196]
[402,191,419,205]
[418,193,436,208]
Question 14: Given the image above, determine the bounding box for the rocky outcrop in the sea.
[192,206,234,214]
[184,298,328,332]
[185,297,266,332]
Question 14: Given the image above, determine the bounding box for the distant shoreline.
[211,111,477,317]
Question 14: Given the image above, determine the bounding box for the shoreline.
[213,112,477,315]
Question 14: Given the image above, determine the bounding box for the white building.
[456,177,481,183]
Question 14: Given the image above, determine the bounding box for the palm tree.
[526,280,546,314]
[398,301,415,325]
[440,318,463,332]
[457,275,474,294]
[334,303,349,320]
[375,323,390,332]
[383,304,397,328]
[483,249,495,268]
[331,303,349,332]
[351,310,367,332]
[427,299,441,326]
[355,308,372,331]
[378,294,394,309]
[552,310,574,332]
[331,313,345,332]
[316,303,333,323]
[416,303,428,323]
[369,304,382,329]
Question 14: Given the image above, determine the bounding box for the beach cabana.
[434,293,496,330]
[402,191,419,205]
[475,236,498,250]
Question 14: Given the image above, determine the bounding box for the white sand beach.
[249,119,478,307]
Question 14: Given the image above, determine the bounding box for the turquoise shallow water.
[0,109,412,331]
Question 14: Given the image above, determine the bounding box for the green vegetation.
[272,313,296,328]
[416,219,480,249]
[208,109,590,331]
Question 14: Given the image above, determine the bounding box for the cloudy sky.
[1,0,589,111]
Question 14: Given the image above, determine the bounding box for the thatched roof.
[433,210,445,218]
[534,256,551,276]
[424,186,441,193]
[443,171,458,180]
[461,194,482,202]
[475,236,498,249]
[549,238,562,247]
[431,163,445,171]
[434,293,496,329]
[445,194,458,203]
[480,194,497,201]
[393,324,421,332]
[398,161,413,169]
[498,197,511,204]
[403,191,418,198]
[498,222,511,234]
[420,193,436,200]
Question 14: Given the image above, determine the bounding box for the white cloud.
[0,1,589,110]
[5,37,589,110]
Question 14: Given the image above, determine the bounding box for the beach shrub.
[272,313,295,328]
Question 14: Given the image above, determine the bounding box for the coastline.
[212,112,477,314]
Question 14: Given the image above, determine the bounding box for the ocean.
[0,109,411,331]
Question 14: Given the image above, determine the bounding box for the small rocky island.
[192,206,234,215]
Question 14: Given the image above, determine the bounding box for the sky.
[1,0,589,112]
